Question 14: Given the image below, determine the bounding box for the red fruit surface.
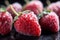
[14,11,41,36]
[47,1,60,20]
[7,2,22,18]
[23,1,43,15]
[39,12,59,33]
[0,11,13,35]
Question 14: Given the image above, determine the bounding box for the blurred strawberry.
[14,11,41,36]
[39,10,59,33]
[23,1,43,15]
[7,2,22,18]
[47,1,60,20]
[0,11,13,35]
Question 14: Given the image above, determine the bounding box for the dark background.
[0,0,60,6]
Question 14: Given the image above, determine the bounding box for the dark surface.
[0,28,60,40]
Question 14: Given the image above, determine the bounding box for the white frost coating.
[12,2,22,12]
[6,12,12,21]
[56,2,60,9]
[6,11,13,31]
[47,3,55,11]
[3,15,5,18]
[6,12,10,16]
[51,12,59,31]
[21,11,41,36]
[25,15,27,18]
[12,2,22,9]
[27,1,43,12]
[5,21,7,23]
[29,11,41,32]
[46,12,59,31]
[7,11,13,29]
[29,1,43,7]
[30,12,38,21]
[47,2,60,12]
[30,17,33,20]
[56,1,60,5]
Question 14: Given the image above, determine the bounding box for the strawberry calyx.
[46,0,51,6]
[22,10,32,14]
[0,7,6,12]
[38,10,51,19]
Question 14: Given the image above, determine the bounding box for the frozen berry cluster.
[0,0,60,37]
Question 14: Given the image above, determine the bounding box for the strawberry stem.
[24,0,30,4]
[10,5,19,16]
[5,0,10,6]
[46,0,51,6]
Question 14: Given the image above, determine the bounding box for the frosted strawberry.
[0,11,13,35]
[7,2,22,18]
[47,1,60,20]
[14,11,41,36]
[39,10,59,33]
[23,1,43,15]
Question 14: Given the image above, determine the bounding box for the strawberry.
[23,1,43,15]
[47,1,60,20]
[14,11,41,36]
[0,11,13,35]
[7,2,22,18]
[39,11,59,33]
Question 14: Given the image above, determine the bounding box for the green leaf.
[38,10,51,19]
[0,7,6,12]
[14,16,18,22]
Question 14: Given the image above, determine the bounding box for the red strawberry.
[47,1,60,20]
[7,2,22,18]
[14,11,41,36]
[23,1,43,15]
[39,11,59,33]
[0,11,13,35]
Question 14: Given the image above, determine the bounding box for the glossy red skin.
[7,2,22,18]
[47,2,60,20]
[14,12,41,36]
[23,1,43,15]
[39,12,59,33]
[0,12,13,35]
